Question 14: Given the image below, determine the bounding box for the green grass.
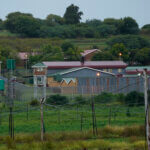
[0,102,145,135]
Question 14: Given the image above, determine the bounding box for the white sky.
[0,0,149,27]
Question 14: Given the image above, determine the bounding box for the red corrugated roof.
[43,61,127,69]
[81,49,100,56]
[18,52,39,60]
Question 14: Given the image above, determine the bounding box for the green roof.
[126,66,150,71]
[32,62,47,68]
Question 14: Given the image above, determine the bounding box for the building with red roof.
[81,49,100,61]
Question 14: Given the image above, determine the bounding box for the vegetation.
[0,125,146,150]
[29,99,40,106]
[0,4,150,65]
[46,94,68,105]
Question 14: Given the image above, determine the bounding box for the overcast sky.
[0,0,149,27]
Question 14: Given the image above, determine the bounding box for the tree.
[120,17,139,34]
[134,48,150,65]
[92,51,114,61]
[103,18,123,34]
[41,45,64,61]
[107,35,150,50]
[14,15,41,37]
[61,41,75,52]
[142,24,150,29]
[61,41,81,60]
[46,14,64,26]
[97,24,117,37]
[65,47,81,61]
[110,43,129,61]
[141,24,150,35]
[0,19,4,30]
[64,4,83,24]
[86,19,102,27]
[0,45,18,68]
[5,12,33,33]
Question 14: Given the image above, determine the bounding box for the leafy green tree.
[134,47,150,65]
[103,18,123,34]
[13,15,41,37]
[65,47,81,61]
[0,45,18,68]
[86,19,102,27]
[41,45,64,61]
[128,49,138,65]
[61,41,75,52]
[0,19,4,30]
[92,51,114,61]
[110,43,129,61]
[46,14,64,26]
[64,4,83,24]
[97,24,117,37]
[28,55,41,67]
[120,17,139,34]
[107,35,150,50]
[142,24,150,29]
[5,12,33,33]
[141,24,150,35]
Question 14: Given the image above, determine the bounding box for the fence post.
[80,112,83,131]
[108,106,112,126]
[40,97,45,141]
[26,104,28,121]
[58,109,60,124]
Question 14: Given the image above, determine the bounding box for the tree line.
[0,4,149,38]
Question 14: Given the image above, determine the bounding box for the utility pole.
[40,97,45,141]
[143,69,150,150]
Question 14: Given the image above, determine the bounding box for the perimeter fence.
[0,75,148,137]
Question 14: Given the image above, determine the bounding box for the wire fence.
[0,74,149,137]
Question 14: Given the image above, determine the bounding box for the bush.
[46,94,68,105]
[94,92,116,103]
[30,99,40,106]
[124,91,144,107]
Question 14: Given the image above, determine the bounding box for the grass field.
[0,95,146,150]
[0,101,145,135]
[0,125,146,150]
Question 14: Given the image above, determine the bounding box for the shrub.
[94,92,116,103]
[30,99,40,106]
[46,94,68,105]
[124,91,144,107]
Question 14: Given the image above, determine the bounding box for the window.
[108,69,112,73]
[37,76,43,84]
[118,69,122,73]
[103,69,107,72]
[37,68,43,72]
